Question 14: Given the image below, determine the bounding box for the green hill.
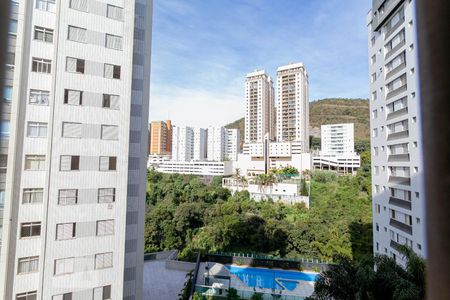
[225,98,370,147]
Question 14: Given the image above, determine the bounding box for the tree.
[310,246,426,300]
[178,270,194,300]
[227,288,241,300]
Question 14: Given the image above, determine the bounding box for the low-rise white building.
[238,140,311,176]
[155,161,234,176]
[223,177,309,207]
[313,123,360,174]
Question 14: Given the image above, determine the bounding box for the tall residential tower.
[367,0,424,262]
[276,63,309,151]
[244,70,275,143]
[149,120,172,155]
[0,1,153,299]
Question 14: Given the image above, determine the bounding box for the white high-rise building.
[225,129,240,161]
[0,1,153,299]
[207,127,226,161]
[368,0,425,262]
[245,70,275,143]
[321,123,355,156]
[193,128,207,161]
[172,126,194,161]
[276,63,309,151]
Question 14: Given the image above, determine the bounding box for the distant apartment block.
[0,1,153,300]
[172,126,194,161]
[367,0,424,262]
[193,128,207,161]
[207,127,226,161]
[276,63,309,152]
[155,160,233,176]
[321,123,355,156]
[245,70,275,143]
[225,129,240,161]
[149,120,172,155]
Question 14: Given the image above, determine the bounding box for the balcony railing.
[387,129,409,141]
[390,218,413,235]
[389,175,411,185]
[386,40,406,60]
[386,107,408,120]
[386,62,407,80]
[390,239,402,251]
[386,85,408,100]
[389,196,412,210]
[387,153,410,162]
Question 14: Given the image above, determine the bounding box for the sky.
[149,0,372,127]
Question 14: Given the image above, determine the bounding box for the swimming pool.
[226,265,318,291]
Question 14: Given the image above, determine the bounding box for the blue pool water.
[226,265,318,291]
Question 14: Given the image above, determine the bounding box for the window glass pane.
[1,121,10,137]
[3,86,12,103]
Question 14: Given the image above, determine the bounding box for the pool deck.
[197,262,316,298]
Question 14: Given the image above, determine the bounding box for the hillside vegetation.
[225,98,370,147]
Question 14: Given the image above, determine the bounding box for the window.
[98,188,115,203]
[371,55,376,65]
[0,121,10,137]
[104,63,121,79]
[9,19,17,35]
[101,125,118,140]
[105,34,122,50]
[0,155,7,173]
[69,0,88,12]
[387,74,407,93]
[60,155,80,171]
[34,26,53,42]
[96,220,114,236]
[16,291,37,300]
[386,51,406,73]
[56,223,76,240]
[93,285,111,300]
[102,94,120,109]
[58,189,78,205]
[52,293,73,300]
[29,89,49,105]
[99,156,116,171]
[372,128,378,138]
[62,122,82,138]
[371,72,376,83]
[36,0,56,12]
[385,8,404,33]
[23,188,44,204]
[107,4,123,20]
[25,155,45,171]
[27,122,48,138]
[18,256,39,274]
[66,57,85,74]
[95,252,113,269]
[54,257,74,275]
[0,190,4,207]
[372,109,378,119]
[385,29,405,53]
[3,86,13,103]
[64,89,83,105]
[68,25,87,43]
[32,58,52,73]
[20,222,41,238]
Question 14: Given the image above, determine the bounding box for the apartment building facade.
[149,120,171,155]
[244,70,275,143]
[276,63,309,152]
[225,129,239,161]
[206,126,225,161]
[193,127,207,161]
[368,0,425,261]
[320,123,355,156]
[171,126,194,161]
[0,1,152,299]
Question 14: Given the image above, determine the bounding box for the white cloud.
[149,85,244,127]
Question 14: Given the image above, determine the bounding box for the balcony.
[390,239,402,251]
[389,175,411,185]
[390,218,413,235]
[386,40,406,60]
[386,107,408,120]
[387,129,409,141]
[386,85,407,100]
[372,0,404,31]
[389,196,412,210]
[388,153,410,162]
[386,62,407,80]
